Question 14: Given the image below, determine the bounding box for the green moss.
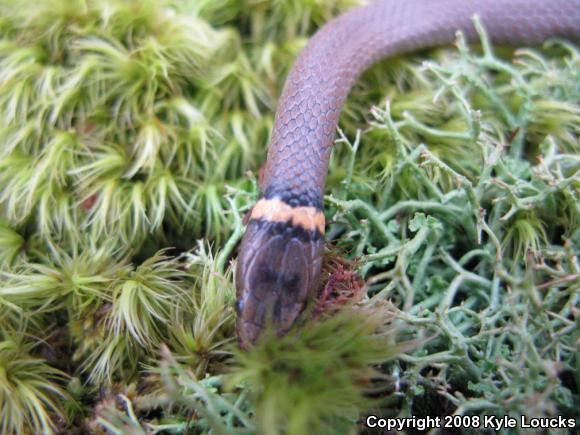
[230,303,408,435]
[0,338,70,434]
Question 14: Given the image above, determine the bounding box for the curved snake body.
[236,0,580,347]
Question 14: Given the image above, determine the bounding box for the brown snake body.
[235,0,580,347]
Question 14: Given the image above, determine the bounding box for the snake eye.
[236,218,323,348]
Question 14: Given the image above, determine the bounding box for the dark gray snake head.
[235,201,324,348]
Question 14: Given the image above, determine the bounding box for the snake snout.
[236,218,323,348]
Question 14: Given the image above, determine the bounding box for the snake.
[235,0,580,347]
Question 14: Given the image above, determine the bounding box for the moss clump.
[0,338,70,434]
[230,303,408,435]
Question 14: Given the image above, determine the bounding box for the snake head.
[235,201,324,349]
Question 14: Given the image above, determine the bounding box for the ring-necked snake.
[235,0,580,348]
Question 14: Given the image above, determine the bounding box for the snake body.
[236,0,580,347]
